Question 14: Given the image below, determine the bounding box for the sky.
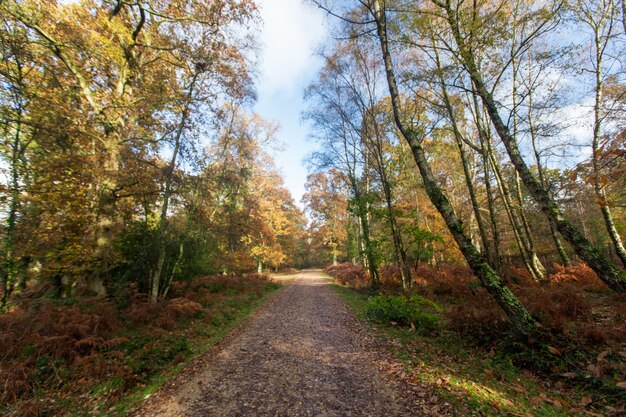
[253,0,329,208]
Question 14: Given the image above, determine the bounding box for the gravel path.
[132,270,449,416]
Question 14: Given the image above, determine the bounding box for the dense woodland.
[0,0,625,415]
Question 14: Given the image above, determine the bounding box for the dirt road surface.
[132,270,451,416]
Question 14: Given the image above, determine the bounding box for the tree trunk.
[488,148,541,281]
[440,2,626,292]
[90,134,118,297]
[354,189,380,289]
[514,172,548,280]
[589,22,626,268]
[151,72,199,303]
[528,91,571,267]
[371,1,534,333]
[381,175,412,289]
[2,110,23,312]
[434,49,491,263]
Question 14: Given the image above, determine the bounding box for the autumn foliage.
[327,262,626,396]
[0,274,277,415]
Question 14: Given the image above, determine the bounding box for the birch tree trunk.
[371,0,534,333]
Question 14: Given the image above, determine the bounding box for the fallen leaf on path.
[556,398,572,408]
[616,381,626,389]
[501,398,515,407]
[581,396,592,406]
[510,383,526,393]
[547,346,561,356]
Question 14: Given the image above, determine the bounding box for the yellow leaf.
[617,381,626,389]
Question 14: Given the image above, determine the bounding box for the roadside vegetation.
[326,264,625,416]
[0,274,281,416]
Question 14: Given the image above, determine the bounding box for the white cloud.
[257,0,327,96]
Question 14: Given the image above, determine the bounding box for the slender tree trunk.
[489,151,537,280]
[380,174,412,289]
[514,172,548,280]
[354,188,380,289]
[162,243,184,300]
[472,93,503,271]
[434,51,492,262]
[622,0,626,34]
[439,1,626,291]
[528,89,571,267]
[589,21,626,268]
[510,33,547,282]
[371,1,534,333]
[1,109,23,312]
[365,119,412,288]
[151,73,199,302]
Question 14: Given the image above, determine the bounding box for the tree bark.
[371,0,534,333]
[150,72,199,302]
[588,14,626,268]
[528,89,571,267]
[439,0,626,292]
[437,72,492,262]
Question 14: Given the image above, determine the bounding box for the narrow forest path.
[132,270,451,416]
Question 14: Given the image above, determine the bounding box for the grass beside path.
[0,274,283,416]
[328,275,610,417]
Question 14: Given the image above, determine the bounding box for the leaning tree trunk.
[440,1,626,292]
[514,172,548,280]
[472,93,504,271]
[434,49,492,262]
[371,1,534,334]
[150,72,199,303]
[488,150,539,281]
[366,119,413,289]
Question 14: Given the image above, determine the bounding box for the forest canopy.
[0,0,308,308]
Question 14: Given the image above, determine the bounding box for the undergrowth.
[326,263,626,416]
[0,274,282,416]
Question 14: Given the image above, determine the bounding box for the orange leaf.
[556,398,572,408]
[511,383,526,393]
[501,398,515,407]
[581,396,593,406]
[547,346,561,356]
[530,396,544,406]
[597,350,610,362]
